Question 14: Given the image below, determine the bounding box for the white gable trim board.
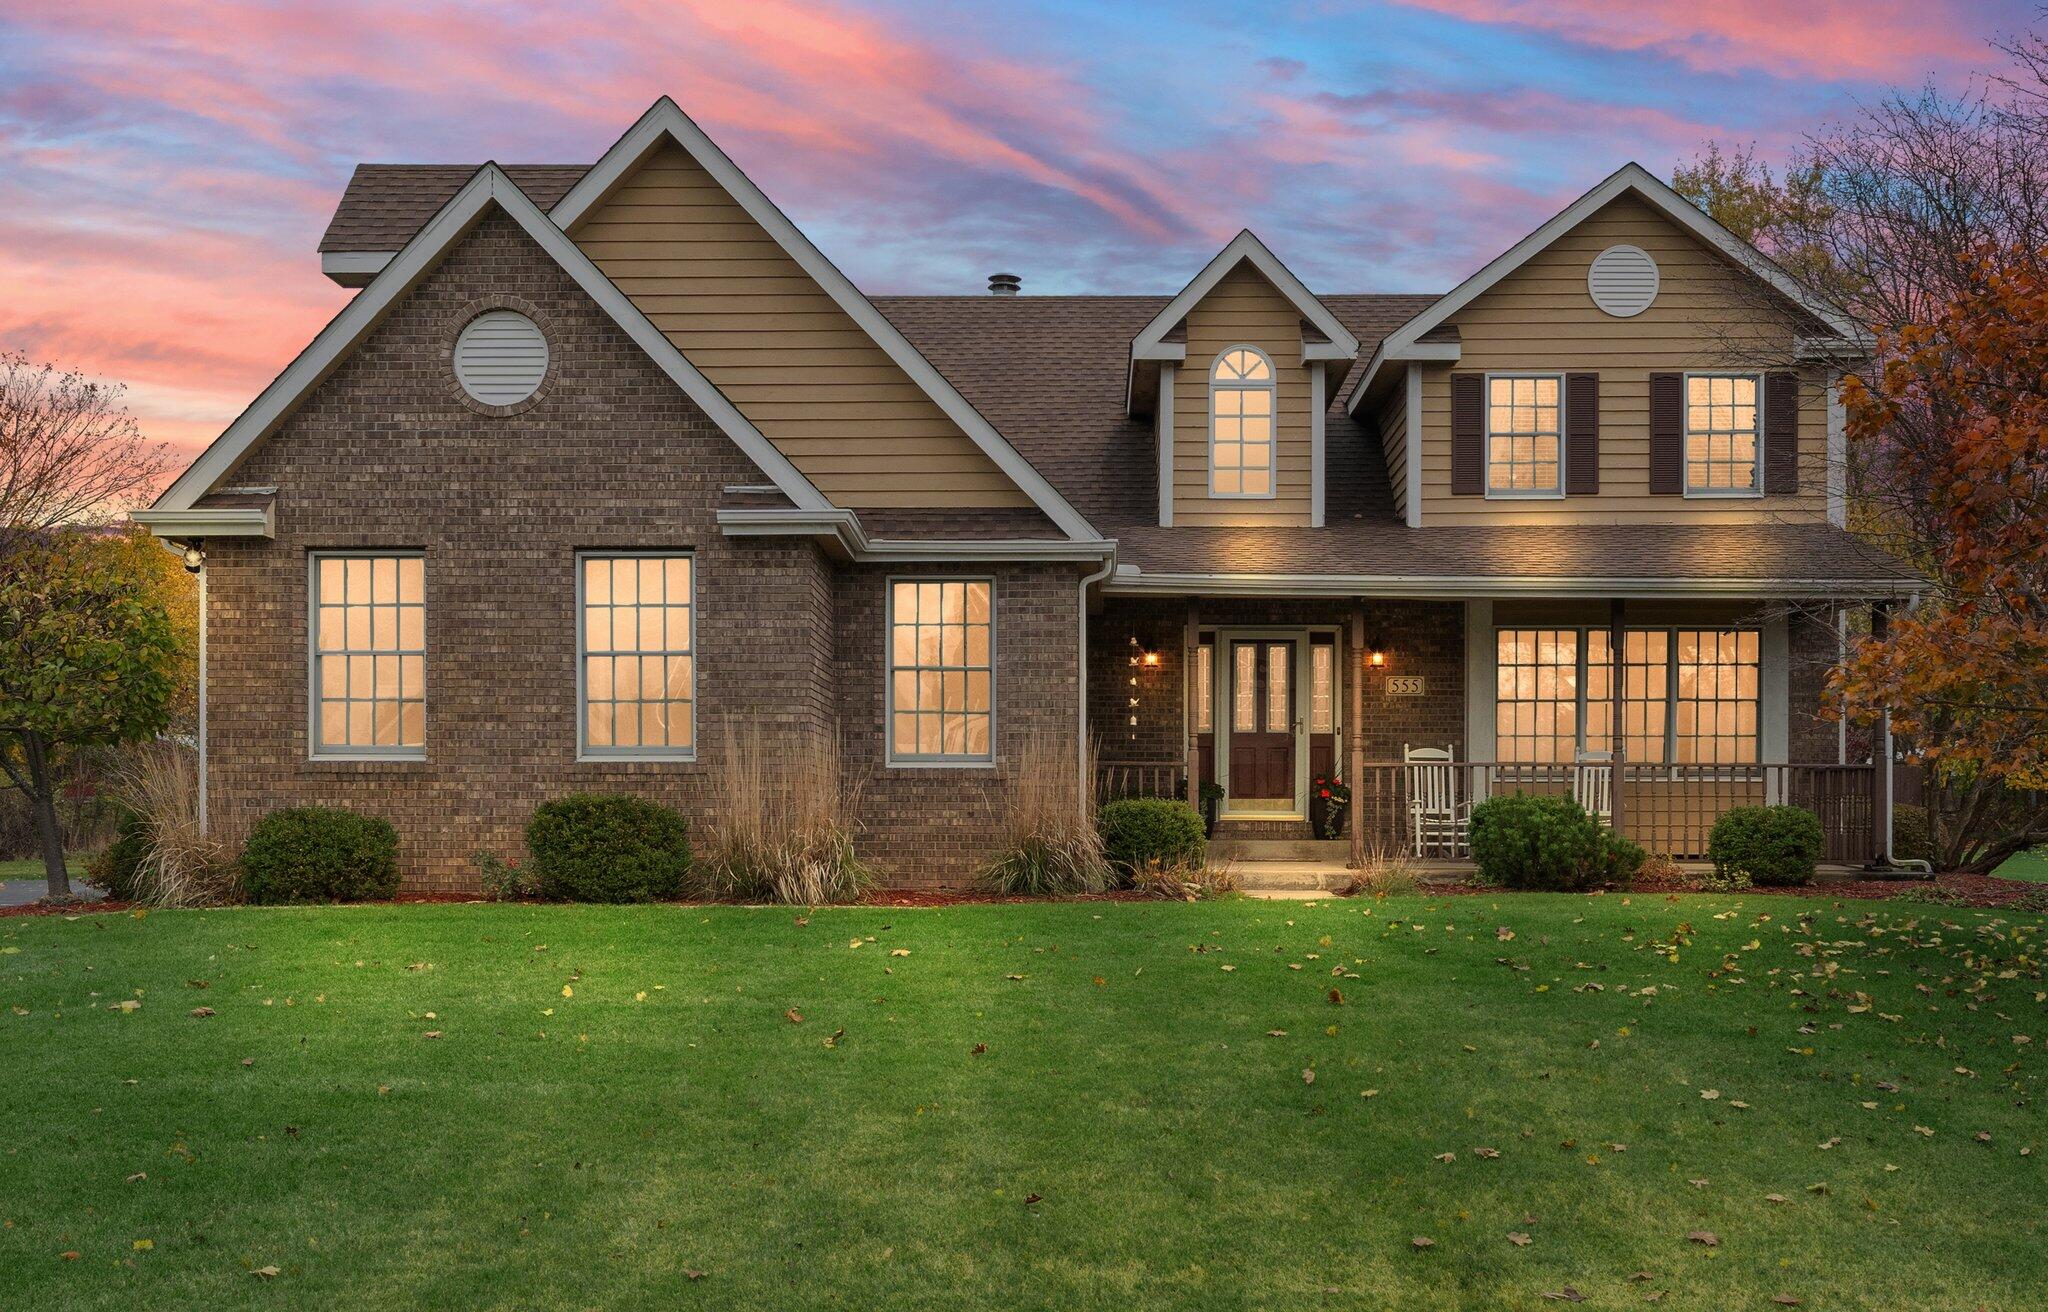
[1347,163,1872,414]
[1130,228,1361,367]
[150,165,834,518]
[552,98,1103,544]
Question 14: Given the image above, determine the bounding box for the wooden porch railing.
[1094,759,1878,865]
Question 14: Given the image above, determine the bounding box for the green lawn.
[1993,849,2048,883]
[2,896,2042,1311]
[0,857,85,884]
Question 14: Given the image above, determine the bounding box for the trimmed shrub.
[1893,803,1933,864]
[1468,792,1645,891]
[1098,799,1207,877]
[240,807,399,904]
[1709,805,1823,887]
[526,793,691,903]
[87,805,150,902]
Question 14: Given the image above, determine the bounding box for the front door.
[1228,638,1296,807]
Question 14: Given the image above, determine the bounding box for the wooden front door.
[1228,638,1296,803]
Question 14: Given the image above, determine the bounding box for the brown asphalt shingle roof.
[318,165,590,252]
[318,170,1911,584]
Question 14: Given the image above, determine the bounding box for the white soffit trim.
[716,507,1115,562]
[1346,341,1461,415]
[1346,163,1871,415]
[321,250,395,282]
[553,98,1103,544]
[1104,567,1921,601]
[131,506,274,538]
[152,165,831,515]
[1131,229,1361,367]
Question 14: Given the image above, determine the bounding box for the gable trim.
[1346,163,1871,416]
[552,98,1103,543]
[154,165,833,516]
[1131,229,1360,368]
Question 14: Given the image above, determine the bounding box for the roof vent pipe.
[987,272,1021,296]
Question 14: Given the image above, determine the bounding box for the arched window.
[1209,346,1276,497]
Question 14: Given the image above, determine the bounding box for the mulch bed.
[2,874,2037,916]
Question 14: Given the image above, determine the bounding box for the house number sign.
[1384,675,1427,697]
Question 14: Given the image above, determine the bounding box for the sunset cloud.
[0,0,2016,476]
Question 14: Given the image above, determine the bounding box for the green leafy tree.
[0,531,179,899]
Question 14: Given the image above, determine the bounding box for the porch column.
[1185,599,1201,814]
[1870,600,1893,865]
[1607,599,1627,837]
[1349,600,1366,869]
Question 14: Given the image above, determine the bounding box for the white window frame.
[1492,624,1763,768]
[575,551,697,762]
[1207,344,1279,500]
[1483,372,1566,499]
[885,575,996,769]
[1681,371,1765,499]
[307,550,426,761]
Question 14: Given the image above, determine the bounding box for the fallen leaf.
[1302,1068,1315,1085]
[1628,1271,1655,1282]
[1267,1030,1288,1037]
[1765,1193,1789,1205]
[1688,1178,1709,1189]
[1771,1297,1801,1307]
[1686,1231,1719,1247]
[423,1031,442,1040]
[785,1009,803,1025]
[1023,1193,1042,1206]
[1411,1236,1435,1250]
[252,1265,281,1279]
[1328,988,1344,1005]
[1507,1232,1532,1246]
[970,1042,987,1055]
[1700,1089,1721,1100]
[126,1172,146,1184]
[1474,1146,1501,1159]
[188,1007,215,1018]
[1434,1152,1457,1163]
[684,1268,706,1281]
[1540,1290,1586,1304]
[890,949,911,957]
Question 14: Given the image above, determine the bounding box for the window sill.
[885,759,998,771]
[303,756,429,773]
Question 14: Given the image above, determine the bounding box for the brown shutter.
[1565,372,1599,495]
[1764,371,1799,494]
[1450,372,1484,495]
[1648,372,1683,495]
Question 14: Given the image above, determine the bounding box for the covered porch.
[1088,591,1897,869]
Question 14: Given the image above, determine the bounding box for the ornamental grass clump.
[978,733,1113,896]
[94,743,233,907]
[698,727,870,905]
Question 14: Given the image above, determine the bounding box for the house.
[137,98,1918,890]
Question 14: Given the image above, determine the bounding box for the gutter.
[1104,566,1924,602]
[717,507,1116,563]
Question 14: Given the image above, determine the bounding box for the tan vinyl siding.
[1379,388,1409,520]
[1172,264,1313,526]
[571,144,1030,508]
[1418,194,1830,525]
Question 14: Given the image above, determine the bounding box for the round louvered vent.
[1587,244,1659,318]
[453,309,548,406]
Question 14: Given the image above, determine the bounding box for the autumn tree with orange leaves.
[1831,249,2048,870]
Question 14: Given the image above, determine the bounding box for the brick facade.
[203,210,1082,890]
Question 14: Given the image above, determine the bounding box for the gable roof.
[319,164,589,252]
[1130,229,1360,369]
[549,97,1102,543]
[148,164,833,516]
[1346,162,1873,413]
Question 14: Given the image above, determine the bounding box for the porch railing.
[1094,759,1878,865]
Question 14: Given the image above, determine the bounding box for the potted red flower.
[1310,775,1351,840]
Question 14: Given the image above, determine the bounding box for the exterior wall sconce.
[1368,648,1388,669]
[1139,650,1162,668]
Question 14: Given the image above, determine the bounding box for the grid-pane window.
[580,554,694,757]
[312,554,425,756]
[1487,375,1562,494]
[1672,629,1760,764]
[1685,374,1761,493]
[1495,629,1591,763]
[889,579,992,763]
[1210,347,1276,497]
[1495,626,1757,765]
[1310,642,1335,734]
[1195,643,1214,734]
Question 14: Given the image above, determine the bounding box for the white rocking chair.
[1405,744,1469,858]
[1573,750,1614,826]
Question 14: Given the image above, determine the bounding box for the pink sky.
[0,0,2026,475]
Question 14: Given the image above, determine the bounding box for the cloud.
[1390,0,1993,81]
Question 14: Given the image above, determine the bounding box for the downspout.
[1077,549,1118,820]
[195,551,208,838]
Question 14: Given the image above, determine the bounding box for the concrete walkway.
[0,878,105,908]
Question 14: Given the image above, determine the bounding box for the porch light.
[1368,649,1387,668]
[1140,650,1162,668]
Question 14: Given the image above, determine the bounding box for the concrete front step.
[1220,859,1355,895]
[1210,836,1351,863]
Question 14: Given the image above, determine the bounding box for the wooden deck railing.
[1095,759,1878,864]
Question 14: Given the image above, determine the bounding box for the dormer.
[1129,232,1358,528]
